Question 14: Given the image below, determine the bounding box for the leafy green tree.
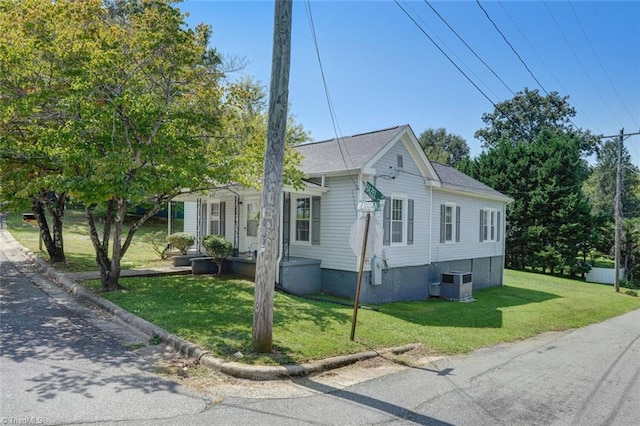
[474,88,599,155]
[467,130,593,274]
[1,0,305,291]
[583,139,640,219]
[417,128,469,167]
[0,0,92,261]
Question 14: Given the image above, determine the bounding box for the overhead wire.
[496,0,602,134]
[423,0,515,97]
[303,0,359,190]
[394,0,536,142]
[404,1,502,100]
[476,0,589,136]
[541,0,624,129]
[567,0,639,130]
[475,0,549,96]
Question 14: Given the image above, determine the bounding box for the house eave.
[436,185,512,203]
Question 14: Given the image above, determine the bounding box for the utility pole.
[614,128,623,292]
[253,0,292,353]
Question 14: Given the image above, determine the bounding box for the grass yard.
[83,269,640,366]
[5,208,175,272]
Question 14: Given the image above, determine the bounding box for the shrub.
[167,232,195,255]
[140,231,170,259]
[202,234,233,275]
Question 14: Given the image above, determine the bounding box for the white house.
[175,125,511,303]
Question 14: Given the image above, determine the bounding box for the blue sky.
[179,0,640,165]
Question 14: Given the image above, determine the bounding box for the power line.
[303,0,358,188]
[476,0,587,136]
[394,0,537,142]
[496,0,602,134]
[475,0,549,96]
[405,1,502,100]
[423,0,515,97]
[542,0,624,129]
[568,0,640,130]
[393,1,499,117]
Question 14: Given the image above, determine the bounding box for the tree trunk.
[86,204,122,292]
[31,195,66,263]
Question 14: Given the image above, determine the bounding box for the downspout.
[429,185,432,264]
[275,192,283,286]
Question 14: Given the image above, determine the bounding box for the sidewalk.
[1,228,418,380]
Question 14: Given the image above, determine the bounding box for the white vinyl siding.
[432,189,505,263]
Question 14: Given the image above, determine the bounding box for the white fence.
[586,267,625,285]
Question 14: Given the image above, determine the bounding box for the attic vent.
[397,155,404,169]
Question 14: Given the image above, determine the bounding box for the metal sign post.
[350,181,385,341]
[350,211,371,341]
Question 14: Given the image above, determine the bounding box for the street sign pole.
[350,212,370,341]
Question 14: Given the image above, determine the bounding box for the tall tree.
[583,139,640,219]
[466,130,593,274]
[0,0,303,291]
[0,0,90,261]
[474,88,599,155]
[417,127,469,167]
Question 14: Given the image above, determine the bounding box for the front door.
[244,199,259,253]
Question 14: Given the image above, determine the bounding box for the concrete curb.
[18,245,421,380]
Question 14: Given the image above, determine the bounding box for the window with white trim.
[481,208,497,242]
[445,204,454,242]
[391,198,405,244]
[294,196,311,243]
[440,203,459,243]
[209,202,220,235]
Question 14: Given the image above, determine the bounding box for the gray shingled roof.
[431,162,511,201]
[295,125,408,175]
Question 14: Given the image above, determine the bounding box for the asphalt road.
[1,229,639,425]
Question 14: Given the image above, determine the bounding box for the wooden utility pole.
[253,0,292,353]
[614,128,623,292]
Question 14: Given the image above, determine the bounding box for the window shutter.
[383,197,391,246]
[440,204,445,243]
[479,209,484,242]
[407,199,414,245]
[311,196,321,245]
[455,205,461,242]
[497,211,501,242]
[219,202,226,237]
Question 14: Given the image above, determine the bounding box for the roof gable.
[295,125,436,179]
[295,125,405,175]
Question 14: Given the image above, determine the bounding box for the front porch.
[184,253,322,295]
[226,256,322,295]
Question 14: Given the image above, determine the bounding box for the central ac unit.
[440,272,473,302]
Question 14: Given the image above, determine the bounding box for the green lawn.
[7,210,639,365]
[5,208,175,272]
[82,269,640,366]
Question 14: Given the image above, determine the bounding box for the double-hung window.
[294,196,311,243]
[391,198,405,244]
[440,203,460,243]
[383,196,414,246]
[480,208,499,242]
[210,202,220,236]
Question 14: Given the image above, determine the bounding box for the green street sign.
[364,181,385,201]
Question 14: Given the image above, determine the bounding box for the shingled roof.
[295,125,408,175]
[431,162,511,201]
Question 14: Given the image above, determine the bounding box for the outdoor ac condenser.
[440,272,473,302]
